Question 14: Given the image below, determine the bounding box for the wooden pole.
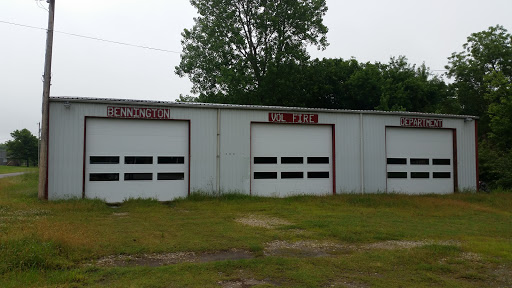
[38,0,55,200]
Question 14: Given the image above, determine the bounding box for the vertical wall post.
[216,109,221,194]
[360,113,365,193]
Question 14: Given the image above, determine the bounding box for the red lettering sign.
[268,113,319,124]
[107,106,171,119]
[400,117,443,128]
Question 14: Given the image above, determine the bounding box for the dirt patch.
[111,212,129,218]
[264,240,461,257]
[235,214,292,229]
[91,239,462,268]
[364,239,459,250]
[491,264,512,287]
[94,249,253,267]
[459,252,482,262]
[218,278,276,288]
[264,240,349,257]
[326,278,370,288]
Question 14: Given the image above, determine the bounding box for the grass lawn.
[0,172,511,287]
[0,166,38,175]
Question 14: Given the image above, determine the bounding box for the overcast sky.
[1,0,511,143]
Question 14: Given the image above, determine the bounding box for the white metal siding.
[362,115,389,193]
[332,114,362,193]
[218,110,259,193]
[48,99,478,200]
[181,108,218,193]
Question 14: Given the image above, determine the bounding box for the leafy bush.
[479,141,512,189]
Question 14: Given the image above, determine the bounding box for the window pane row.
[90,156,185,164]
[90,173,184,181]
[387,172,451,179]
[254,157,329,164]
[254,171,329,179]
[387,158,451,165]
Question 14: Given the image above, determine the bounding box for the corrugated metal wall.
[48,100,477,200]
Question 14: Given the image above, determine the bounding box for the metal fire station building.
[46,97,478,203]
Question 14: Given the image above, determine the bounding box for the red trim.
[452,129,458,192]
[384,125,458,193]
[475,120,479,192]
[332,125,336,195]
[385,127,388,193]
[82,117,88,198]
[82,116,192,199]
[188,120,191,196]
[249,121,336,196]
[249,124,252,196]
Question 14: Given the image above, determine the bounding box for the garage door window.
[307,157,329,164]
[158,156,184,164]
[90,173,119,181]
[124,173,153,181]
[433,172,451,178]
[433,159,451,165]
[387,158,407,164]
[281,172,304,179]
[410,158,429,165]
[411,172,429,179]
[254,157,278,164]
[308,171,329,178]
[254,172,278,179]
[388,172,407,178]
[281,157,303,164]
[90,156,120,164]
[125,156,153,164]
[157,173,185,180]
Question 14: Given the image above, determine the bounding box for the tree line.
[2,129,38,167]
[176,1,511,189]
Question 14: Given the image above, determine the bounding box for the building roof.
[50,96,479,120]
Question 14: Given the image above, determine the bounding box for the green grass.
[0,166,38,175]
[0,172,511,287]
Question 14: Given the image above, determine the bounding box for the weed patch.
[0,237,71,273]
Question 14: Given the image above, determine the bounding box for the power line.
[35,0,49,12]
[0,19,181,54]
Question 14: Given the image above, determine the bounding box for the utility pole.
[38,0,55,200]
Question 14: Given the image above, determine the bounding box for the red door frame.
[384,126,458,193]
[82,116,191,199]
[249,122,336,196]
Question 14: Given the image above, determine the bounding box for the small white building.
[46,97,479,202]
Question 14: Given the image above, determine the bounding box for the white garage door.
[386,127,454,194]
[251,123,333,197]
[85,118,188,203]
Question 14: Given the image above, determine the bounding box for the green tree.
[301,58,367,109]
[175,94,199,103]
[445,25,512,136]
[377,56,449,113]
[176,0,328,105]
[446,25,512,189]
[485,71,512,150]
[297,57,449,112]
[6,129,38,167]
